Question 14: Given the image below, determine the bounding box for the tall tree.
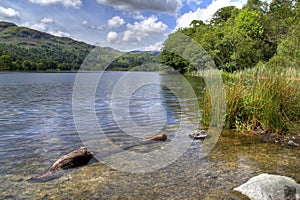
[266,0,297,43]
[210,6,237,26]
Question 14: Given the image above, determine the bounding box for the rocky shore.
[256,132,300,148]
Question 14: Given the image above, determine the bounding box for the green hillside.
[0,21,160,71]
[107,51,160,71]
[0,21,121,71]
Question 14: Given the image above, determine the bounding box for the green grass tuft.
[201,68,300,134]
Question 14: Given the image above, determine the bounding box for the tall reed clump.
[201,73,300,134]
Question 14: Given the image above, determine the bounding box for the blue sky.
[0,0,248,51]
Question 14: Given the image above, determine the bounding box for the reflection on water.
[0,72,299,199]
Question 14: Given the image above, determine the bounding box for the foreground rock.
[257,132,300,148]
[288,140,300,147]
[145,133,167,141]
[29,147,93,182]
[189,130,207,140]
[234,173,300,200]
[49,146,93,172]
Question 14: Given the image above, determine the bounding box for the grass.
[201,66,300,134]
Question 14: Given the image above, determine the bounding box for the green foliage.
[107,52,160,71]
[267,23,300,70]
[160,0,299,73]
[211,6,236,26]
[0,54,13,70]
[160,31,216,74]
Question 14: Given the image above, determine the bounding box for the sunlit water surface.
[0,72,299,199]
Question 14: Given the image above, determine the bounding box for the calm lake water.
[0,72,299,199]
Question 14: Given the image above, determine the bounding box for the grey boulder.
[234,173,300,200]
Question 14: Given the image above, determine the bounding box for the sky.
[0,0,249,51]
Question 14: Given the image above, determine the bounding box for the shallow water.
[0,72,299,199]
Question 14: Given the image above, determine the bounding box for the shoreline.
[221,129,300,148]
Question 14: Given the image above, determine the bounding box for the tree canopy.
[160,0,299,73]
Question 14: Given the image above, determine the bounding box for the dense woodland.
[160,0,300,73]
[0,22,95,71]
[107,51,160,71]
[0,22,159,71]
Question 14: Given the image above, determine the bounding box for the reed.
[201,69,300,134]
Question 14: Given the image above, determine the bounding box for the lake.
[0,72,299,199]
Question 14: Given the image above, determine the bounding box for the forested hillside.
[0,22,99,71]
[160,0,299,73]
[0,22,159,71]
[107,51,160,71]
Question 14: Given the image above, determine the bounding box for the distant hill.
[0,21,120,71]
[107,51,160,71]
[0,21,161,71]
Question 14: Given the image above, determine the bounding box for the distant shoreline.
[0,70,160,73]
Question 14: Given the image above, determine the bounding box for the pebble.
[287,140,299,147]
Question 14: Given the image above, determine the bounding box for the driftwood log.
[145,133,167,141]
[29,146,93,182]
[49,146,93,172]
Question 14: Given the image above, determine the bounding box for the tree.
[221,8,266,69]
[160,0,299,72]
[267,23,300,70]
[0,54,13,70]
[244,0,269,12]
[265,0,297,43]
[210,6,237,26]
[190,20,205,27]
[22,60,37,70]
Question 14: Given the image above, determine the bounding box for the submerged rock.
[189,130,207,140]
[29,146,93,182]
[49,146,93,172]
[234,173,300,200]
[287,140,299,147]
[145,133,167,141]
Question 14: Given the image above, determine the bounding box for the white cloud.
[96,0,182,14]
[106,31,119,43]
[29,0,82,8]
[145,41,163,51]
[123,16,168,43]
[91,25,105,31]
[82,20,88,25]
[49,30,71,37]
[22,18,55,32]
[82,20,105,31]
[176,11,199,29]
[22,20,71,38]
[107,16,125,28]
[40,17,55,24]
[104,16,168,51]
[176,0,247,29]
[0,5,20,19]
[185,0,202,5]
[31,23,49,31]
[131,12,145,20]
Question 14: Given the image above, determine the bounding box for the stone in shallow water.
[145,133,167,141]
[49,146,93,172]
[29,146,93,182]
[288,140,299,147]
[233,173,300,200]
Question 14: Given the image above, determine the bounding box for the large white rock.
[234,173,300,200]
